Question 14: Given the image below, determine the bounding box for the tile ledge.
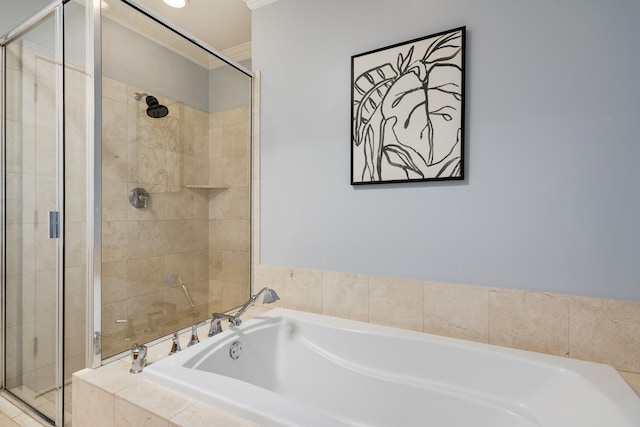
[618,370,640,396]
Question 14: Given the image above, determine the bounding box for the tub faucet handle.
[129,343,147,374]
[169,331,181,355]
[188,323,202,347]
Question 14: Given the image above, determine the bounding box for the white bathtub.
[144,308,640,426]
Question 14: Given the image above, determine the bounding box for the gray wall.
[253,0,640,301]
[209,59,252,113]
[102,18,210,112]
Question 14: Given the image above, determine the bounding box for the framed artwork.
[351,26,465,185]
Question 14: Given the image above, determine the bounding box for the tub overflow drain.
[229,341,242,359]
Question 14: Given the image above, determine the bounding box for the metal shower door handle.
[49,211,60,238]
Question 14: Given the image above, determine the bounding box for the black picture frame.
[351,26,466,185]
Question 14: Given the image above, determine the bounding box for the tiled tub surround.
[72,312,266,427]
[101,76,251,357]
[253,265,640,395]
[72,288,639,426]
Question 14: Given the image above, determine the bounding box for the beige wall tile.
[194,250,209,282]
[5,121,36,175]
[127,256,165,298]
[75,362,141,394]
[13,413,46,427]
[369,275,423,332]
[103,138,129,183]
[64,308,86,357]
[103,180,129,222]
[5,273,36,329]
[0,413,19,427]
[222,280,251,310]
[72,377,115,427]
[116,381,192,421]
[570,296,640,373]
[115,397,169,427]
[170,402,256,427]
[164,253,195,285]
[102,299,130,345]
[5,172,35,225]
[65,176,86,222]
[103,261,128,304]
[253,265,284,300]
[221,250,251,285]
[424,282,490,343]
[280,267,323,314]
[619,371,640,396]
[103,77,129,103]
[222,156,250,188]
[0,397,23,419]
[5,224,36,277]
[209,187,250,221]
[208,279,224,312]
[221,106,250,127]
[210,219,250,252]
[103,97,128,142]
[489,289,570,356]
[322,271,369,322]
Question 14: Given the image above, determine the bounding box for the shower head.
[145,96,169,118]
[262,288,280,304]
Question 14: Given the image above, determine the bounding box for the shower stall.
[0,1,253,425]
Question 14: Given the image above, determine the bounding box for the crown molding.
[209,41,252,69]
[221,41,252,63]
[243,0,280,11]
[105,1,251,70]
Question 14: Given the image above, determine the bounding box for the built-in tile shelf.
[184,184,229,189]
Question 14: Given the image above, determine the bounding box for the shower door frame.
[87,0,253,368]
[0,1,66,425]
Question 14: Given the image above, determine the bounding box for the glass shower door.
[3,7,62,424]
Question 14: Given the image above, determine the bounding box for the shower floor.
[5,383,73,426]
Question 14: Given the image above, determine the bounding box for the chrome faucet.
[188,322,205,347]
[168,331,181,355]
[129,343,147,374]
[208,287,280,337]
[208,312,240,337]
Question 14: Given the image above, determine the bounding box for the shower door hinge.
[49,211,60,238]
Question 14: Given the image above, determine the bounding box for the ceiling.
[127,0,252,58]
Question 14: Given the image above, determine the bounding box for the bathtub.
[143,308,640,426]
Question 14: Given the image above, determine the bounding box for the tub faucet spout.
[129,343,147,374]
[208,313,240,337]
[208,288,280,337]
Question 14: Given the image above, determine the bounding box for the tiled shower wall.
[208,107,252,313]
[101,76,250,357]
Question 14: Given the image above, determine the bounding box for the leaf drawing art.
[351,27,465,184]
